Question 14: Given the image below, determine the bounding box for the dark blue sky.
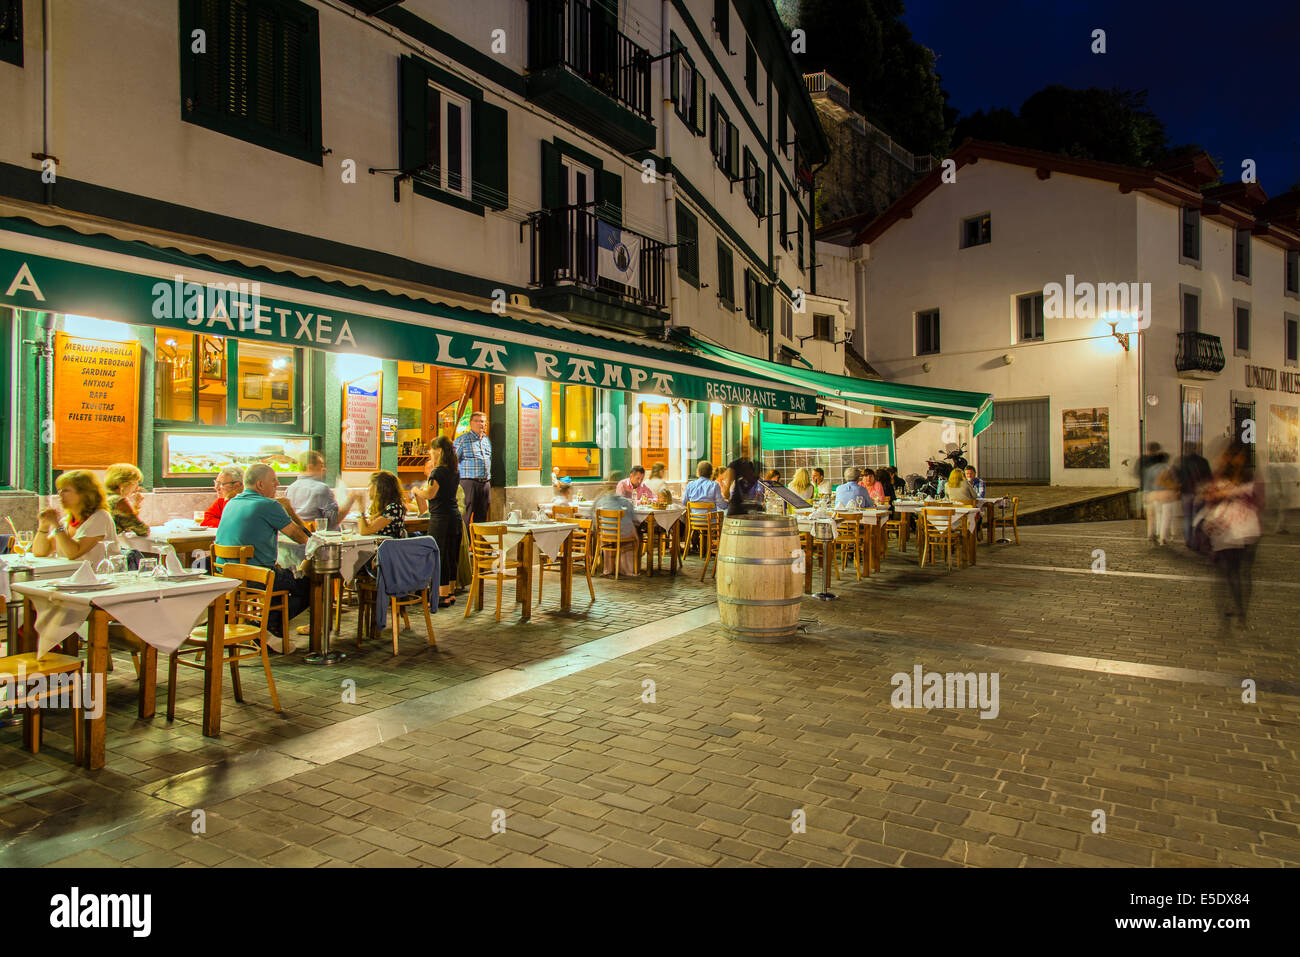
[901,0,1300,191]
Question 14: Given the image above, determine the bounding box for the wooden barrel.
[716,514,803,642]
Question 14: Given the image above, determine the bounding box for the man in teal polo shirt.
[216,463,311,639]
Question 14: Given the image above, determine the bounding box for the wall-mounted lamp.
[921,361,933,373]
[1106,320,1131,352]
[1146,395,1159,407]
[1002,353,1014,365]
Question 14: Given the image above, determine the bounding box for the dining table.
[277,531,385,654]
[977,496,1010,545]
[894,502,983,566]
[1,554,88,654]
[121,522,217,569]
[794,507,891,574]
[9,570,238,768]
[539,502,687,575]
[492,521,577,620]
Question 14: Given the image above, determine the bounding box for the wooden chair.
[464,523,523,621]
[0,652,84,764]
[539,517,595,603]
[168,563,281,720]
[920,507,963,570]
[595,509,641,580]
[685,504,721,581]
[883,510,907,552]
[832,512,867,580]
[551,504,577,519]
[355,539,437,655]
[992,496,1021,544]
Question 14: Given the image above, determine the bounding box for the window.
[1232,399,1256,467]
[813,314,834,342]
[1017,292,1045,342]
[742,148,764,217]
[1180,386,1203,457]
[551,383,600,478]
[744,270,762,327]
[670,34,705,135]
[717,240,735,309]
[154,331,300,428]
[710,97,738,178]
[425,82,471,197]
[1234,229,1251,281]
[713,0,729,50]
[1287,314,1299,367]
[676,205,699,287]
[1234,302,1250,356]
[0,0,21,67]
[744,38,758,101]
[797,217,805,271]
[916,309,940,355]
[777,95,789,154]
[1181,289,1199,334]
[779,297,792,340]
[180,0,323,164]
[1287,250,1299,296]
[778,187,789,250]
[961,213,991,248]
[1181,208,1201,264]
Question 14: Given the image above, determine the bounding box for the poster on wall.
[1268,405,1299,463]
[52,332,140,470]
[1180,386,1204,457]
[1062,407,1110,469]
[519,389,541,470]
[342,372,382,471]
[641,404,669,468]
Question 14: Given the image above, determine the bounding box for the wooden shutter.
[400,55,430,175]
[713,0,729,49]
[471,100,509,210]
[727,123,739,178]
[670,32,681,106]
[597,169,622,226]
[779,188,787,247]
[540,140,561,210]
[693,74,706,135]
[709,95,720,160]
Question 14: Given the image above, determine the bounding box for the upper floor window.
[1286,314,1299,367]
[1017,292,1044,342]
[1234,229,1252,281]
[916,309,940,355]
[779,297,793,340]
[778,188,789,251]
[0,0,22,67]
[676,205,699,287]
[797,216,806,271]
[710,97,739,179]
[713,0,730,51]
[180,0,323,165]
[716,240,735,309]
[813,314,834,342]
[744,38,758,101]
[1234,302,1250,356]
[742,148,764,217]
[743,270,766,329]
[1181,288,1199,333]
[961,213,991,248]
[426,83,471,198]
[670,34,705,136]
[1286,250,1299,296]
[777,95,789,155]
[1180,208,1201,264]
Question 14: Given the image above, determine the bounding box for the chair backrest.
[687,502,718,528]
[552,504,577,519]
[922,507,957,533]
[1009,496,1019,519]
[214,543,253,564]
[596,508,625,542]
[832,512,863,541]
[469,523,506,564]
[218,563,274,631]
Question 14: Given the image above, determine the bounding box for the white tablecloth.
[277,533,384,580]
[11,574,239,657]
[0,555,85,601]
[501,522,576,560]
[898,505,980,533]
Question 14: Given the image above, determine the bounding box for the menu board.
[518,389,541,470]
[642,405,669,467]
[52,332,140,470]
[342,372,381,471]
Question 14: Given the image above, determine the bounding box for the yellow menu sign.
[52,332,140,470]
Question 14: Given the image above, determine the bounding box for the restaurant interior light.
[63,315,131,341]
[551,427,560,441]
[272,357,289,371]
[709,403,724,415]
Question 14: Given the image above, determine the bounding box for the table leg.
[85,609,109,770]
[985,504,995,545]
[875,525,885,572]
[803,535,814,594]
[19,599,36,654]
[670,521,680,575]
[309,573,324,654]
[201,599,225,738]
[138,643,157,719]
[520,537,534,621]
[560,534,573,612]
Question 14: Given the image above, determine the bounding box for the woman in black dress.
[411,436,462,607]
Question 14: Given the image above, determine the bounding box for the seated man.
[615,465,655,504]
[284,450,356,530]
[200,466,244,528]
[834,468,872,509]
[964,466,987,500]
[681,460,727,512]
[812,468,832,497]
[593,488,641,576]
[216,463,311,643]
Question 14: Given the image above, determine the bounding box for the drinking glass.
[137,557,158,579]
[15,530,33,553]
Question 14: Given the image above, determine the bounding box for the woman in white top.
[32,469,122,565]
[644,462,668,497]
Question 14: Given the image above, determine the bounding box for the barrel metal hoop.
[721,529,801,537]
[717,595,802,606]
[719,556,797,565]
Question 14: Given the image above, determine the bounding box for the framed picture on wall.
[243,375,263,400]
[270,380,289,401]
[413,364,425,373]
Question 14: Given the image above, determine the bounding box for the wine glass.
[15,530,33,554]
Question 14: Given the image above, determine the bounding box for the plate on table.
[155,569,208,582]
[50,577,116,591]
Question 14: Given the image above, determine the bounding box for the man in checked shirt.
[453,411,493,528]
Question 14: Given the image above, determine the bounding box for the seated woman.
[32,469,122,565]
[862,468,888,506]
[656,488,674,506]
[357,470,410,540]
[552,476,575,505]
[788,468,815,504]
[104,463,151,537]
[645,462,668,497]
[943,467,977,505]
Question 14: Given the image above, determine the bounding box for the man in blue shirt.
[963,466,987,500]
[284,449,357,530]
[834,467,872,508]
[453,411,492,528]
[216,463,311,640]
[682,461,727,512]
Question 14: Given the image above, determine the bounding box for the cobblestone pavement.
[4,520,1299,867]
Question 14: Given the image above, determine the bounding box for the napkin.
[69,560,97,585]
[164,549,185,575]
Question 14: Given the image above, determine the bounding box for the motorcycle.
[919,444,969,497]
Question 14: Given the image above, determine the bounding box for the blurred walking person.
[1141,445,1171,543]
[1175,443,1212,549]
[1201,440,1261,626]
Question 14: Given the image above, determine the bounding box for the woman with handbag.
[1200,440,1261,625]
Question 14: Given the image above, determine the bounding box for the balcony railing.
[528,0,652,122]
[1176,331,1226,375]
[529,206,667,312]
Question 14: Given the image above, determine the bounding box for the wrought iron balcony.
[528,206,668,327]
[526,0,655,153]
[1175,331,1226,377]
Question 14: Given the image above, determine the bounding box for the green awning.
[690,336,995,434]
[761,422,895,466]
[0,218,819,415]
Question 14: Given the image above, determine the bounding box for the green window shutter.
[693,74,706,135]
[541,139,561,210]
[597,169,622,226]
[727,124,739,178]
[778,95,787,150]
[717,240,734,306]
[676,206,699,285]
[471,100,508,210]
[779,188,787,245]
[670,32,681,105]
[762,283,774,332]
[709,95,720,159]
[400,55,430,174]
[756,169,765,217]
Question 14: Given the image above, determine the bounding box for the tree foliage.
[795,0,953,159]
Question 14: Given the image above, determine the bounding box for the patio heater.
[811,516,837,601]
